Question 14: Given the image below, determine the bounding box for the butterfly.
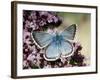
[31,24,76,61]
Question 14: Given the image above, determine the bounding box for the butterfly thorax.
[52,34,63,46]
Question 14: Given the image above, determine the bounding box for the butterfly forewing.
[32,31,53,48]
[61,24,76,40]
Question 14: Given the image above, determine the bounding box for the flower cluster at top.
[23,10,86,69]
[23,10,62,31]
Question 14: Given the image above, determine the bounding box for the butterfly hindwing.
[44,41,61,61]
[32,31,53,48]
[61,24,76,40]
[59,39,73,57]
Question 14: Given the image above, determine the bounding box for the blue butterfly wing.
[44,41,61,60]
[61,24,76,40]
[60,40,73,57]
[32,31,53,48]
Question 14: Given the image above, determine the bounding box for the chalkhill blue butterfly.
[31,24,76,61]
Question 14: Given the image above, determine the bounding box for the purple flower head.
[23,10,62,31]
